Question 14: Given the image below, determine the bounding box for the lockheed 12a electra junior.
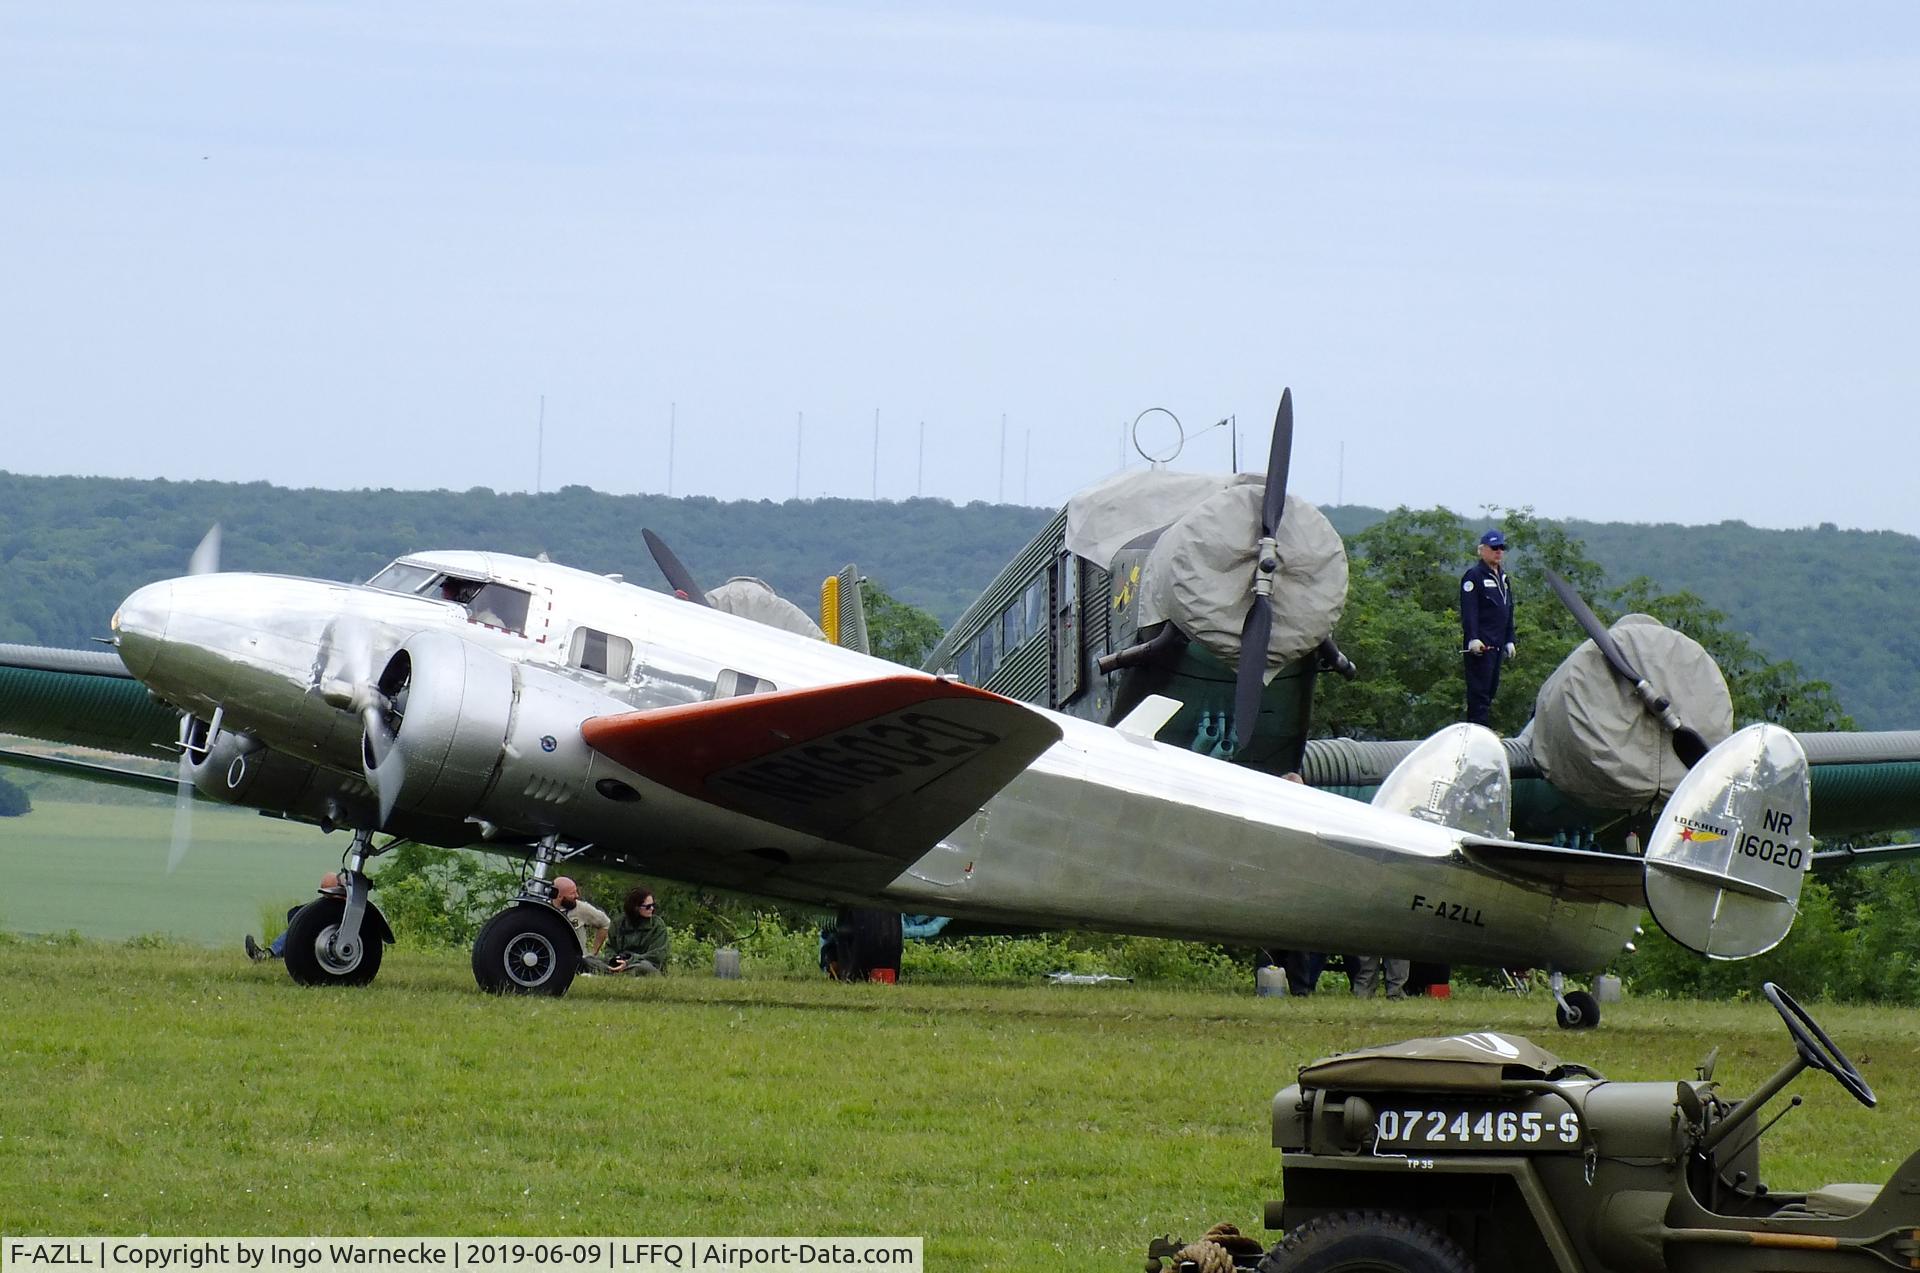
[0,391,1912,1023]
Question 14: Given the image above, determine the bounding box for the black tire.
[1258,1211,1474,1273]
[1555,989,1601,1030]
[828,907,903,981]
[472,903,580,996]
[282,896,384,987]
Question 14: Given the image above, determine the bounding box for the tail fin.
[1645,722,1810,959]
[1372,722,1512,839]
[820,566,872,655]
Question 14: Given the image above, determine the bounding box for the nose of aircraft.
[113,580,175,681]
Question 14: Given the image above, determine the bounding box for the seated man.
[553,876,611,963]
[601,886,671,976]
[245,872,344,960]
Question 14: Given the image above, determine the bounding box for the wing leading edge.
[581,675,1063,863]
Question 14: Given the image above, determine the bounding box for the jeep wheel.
[1258,1210,1473,1272]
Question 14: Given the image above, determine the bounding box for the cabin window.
[1000,603,1023,653]
[714,669,777,698]
[974,628,999,682]
[954,643,975,683]
[367,562,438,595]
[569,627,634,679]
[1024,578,1047,645]
[435,576,533,635]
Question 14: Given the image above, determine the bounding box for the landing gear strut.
[283,828,397,988]
[471,834,592,997]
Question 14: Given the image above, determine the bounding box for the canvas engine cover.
[1530,613,1734,809]
[1137,487,1348,672]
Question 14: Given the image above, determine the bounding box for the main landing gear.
[282,828,397,988]
[471,834,593,997]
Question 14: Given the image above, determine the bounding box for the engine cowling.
[362,629,632,834]
[182,718,383,828]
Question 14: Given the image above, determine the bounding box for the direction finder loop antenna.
[1131,407,1183,467]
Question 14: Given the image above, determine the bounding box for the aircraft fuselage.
[112,551,1638,972]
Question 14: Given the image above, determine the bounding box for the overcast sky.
[4,4,1917,532]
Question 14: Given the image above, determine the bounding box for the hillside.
[4,471,1917,727]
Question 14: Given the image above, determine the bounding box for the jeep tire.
[1258,1210,1474,1273]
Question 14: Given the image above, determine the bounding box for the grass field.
[3,940,1919,1269]
[0,800,347,944]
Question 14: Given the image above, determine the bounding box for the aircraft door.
[1051,550,1083,706]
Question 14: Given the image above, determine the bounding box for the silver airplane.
[79,543,1814,1024]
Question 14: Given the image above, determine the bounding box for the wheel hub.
[314,925,361,976]
[503,932,557,987]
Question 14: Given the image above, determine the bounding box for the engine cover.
[365,629,632,832]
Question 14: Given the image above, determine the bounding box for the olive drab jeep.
[1147,984,1920,1272]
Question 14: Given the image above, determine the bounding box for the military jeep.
[1150,983,1919,1272]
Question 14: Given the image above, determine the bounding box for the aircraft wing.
[0,643,181,789]
[582,675,1062,864]
[1457,836,1649,907]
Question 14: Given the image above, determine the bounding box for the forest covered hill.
[3,470,1916,727]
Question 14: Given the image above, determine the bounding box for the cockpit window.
[367,562,438,595]
[434,576,532,635]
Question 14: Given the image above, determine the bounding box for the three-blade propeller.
[1542,568,1711,768]
[1231,391,1294,751]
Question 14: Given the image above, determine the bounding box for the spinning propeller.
[1542,568,1711,768]
[166,524,224,872]
[313,614,408,828]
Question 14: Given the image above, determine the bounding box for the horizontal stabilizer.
[1813,842,1920,872]
[1458,837,1649,907]
[581,675,1062,862]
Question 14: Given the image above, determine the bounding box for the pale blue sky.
[4,4,1917,530]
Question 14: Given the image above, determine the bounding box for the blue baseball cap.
[1479,529,1507,549]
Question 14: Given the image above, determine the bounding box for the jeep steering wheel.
[1764,982,1875,1108]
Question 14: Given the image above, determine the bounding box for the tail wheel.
[283,896,384,988]
[1556,989,1602,1030]
[1258,1210,1474,1273]
[472,904,580,997]
[827,907,903,982]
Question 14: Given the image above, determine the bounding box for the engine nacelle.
[364,629,632,834]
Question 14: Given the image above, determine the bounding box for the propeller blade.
[1232,594,1273,752]
[166,751,195,874]
[188,524,223,576]
[1260,390,1294,536]
[1542,569,1642,686]
[374,747,404,829]
[642,528,712,606]
[1543,568,1712,768]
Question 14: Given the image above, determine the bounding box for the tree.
[1312,505,1850,740]
[860,579,945,668]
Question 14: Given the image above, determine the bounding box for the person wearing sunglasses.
[601,885,672,976]
[1460,528,1517,726]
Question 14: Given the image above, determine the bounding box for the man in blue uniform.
[1461,528,1516,726]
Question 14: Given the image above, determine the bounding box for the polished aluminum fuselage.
[114,551,1638,971]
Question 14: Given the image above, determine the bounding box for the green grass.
[3,941,1919,1269]
[0,800,343,944]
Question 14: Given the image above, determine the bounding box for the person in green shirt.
[604,885,671,976]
